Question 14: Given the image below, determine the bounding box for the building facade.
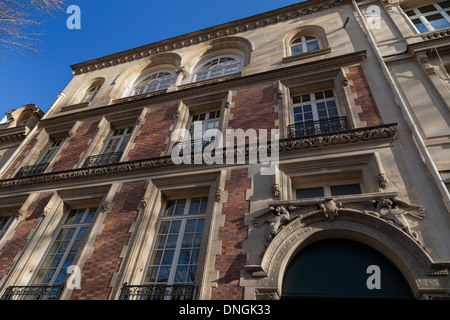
[0,0,449,300]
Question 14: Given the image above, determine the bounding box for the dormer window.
[194,56,241,82]
[80,85,101,103]
[290,36,320,56]
[133,71,175,95]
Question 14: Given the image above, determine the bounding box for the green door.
[282,239,414,299]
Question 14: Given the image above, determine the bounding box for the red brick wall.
[50,118,101,172]
[1,129,41,179]
[0,192,52,281]
[127,104,178,161]
[229,84,278,134]
[346,66,383,126]
[69,180,146,300]
[211,169,250,300]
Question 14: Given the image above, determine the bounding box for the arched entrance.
[281,238,414,299]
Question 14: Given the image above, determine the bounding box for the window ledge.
[282,47,332,63]
[60,102,90,112]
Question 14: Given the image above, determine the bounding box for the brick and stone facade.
[0,0,449,301]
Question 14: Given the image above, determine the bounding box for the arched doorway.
[281,239,414,299]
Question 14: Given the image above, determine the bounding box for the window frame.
[101,126,134,155]
[37,139,64,165]
[0,215,13,240]
[404,2,450,33]
[290,35,321,56]
[80,85,101,103]
[133,70,176,96]
[194,55,242,82]
[30,207,99,287]
[291,89,340,124]
[143,196,208,287]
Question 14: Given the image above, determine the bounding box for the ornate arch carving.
[248,193,450,300]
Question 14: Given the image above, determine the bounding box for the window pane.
[440,1,450,9]
[412,19,428,32]
[296,187,325,198]
[306,40,320,52]
[427,14,450,30]
[405,10,416,17]
[292,96,302,104]
[291,44,304,55]
[418,4,437,14]
[314,91,324,100]
[330,184,362,196]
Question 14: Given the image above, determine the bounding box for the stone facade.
[0,0,449,300]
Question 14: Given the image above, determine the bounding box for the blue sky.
[0,0,305,118]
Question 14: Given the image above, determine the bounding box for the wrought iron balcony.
[174,137,216,156]
[1,285,63,300]
[119,283,198,300]
[82,151,123,168]
[287,116,348,138]
[14,163,49,178]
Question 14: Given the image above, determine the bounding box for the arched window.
[290,35,320,56]
[195,56,241,82]
[80,84,101,103]
[133,71,175,95]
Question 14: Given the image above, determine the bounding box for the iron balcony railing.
[1,285,64,300]
[287,116,348,138]
[14,163,49,178]
[119,284,198,300]
[174,137,216,156]
[82,151,123,168]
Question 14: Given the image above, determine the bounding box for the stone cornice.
[43,50,366,128]
[0,122,397,190]
[0,126,28,142]
[70,0,346,75]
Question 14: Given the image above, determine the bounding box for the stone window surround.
[0,184,116,300]
[277,67,354,139]
[108,171,227,300]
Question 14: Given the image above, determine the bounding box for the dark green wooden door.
[282,239,414,299]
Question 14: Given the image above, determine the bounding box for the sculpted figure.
[253,206,295,246]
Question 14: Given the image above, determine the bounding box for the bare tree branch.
[0,0,66,58]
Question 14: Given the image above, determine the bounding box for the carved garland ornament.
[253,192,426,246]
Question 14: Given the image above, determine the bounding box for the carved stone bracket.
[215,189,224,203]
[15,209,26,220]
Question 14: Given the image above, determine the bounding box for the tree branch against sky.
[0,0,66,58]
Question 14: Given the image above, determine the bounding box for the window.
[102,127,133,155]
[289,90,347,137]
[189,110,220,139]
[0,215,13,240]
[83,127,133,167]
[195,56,241,82]
[32,207,98,289]
[133,71,175,95]
[405,1,450,33]
[144,197,207,287]
[80,85,100,103]
[290,35,321,56]
[38,139,64,165]
[15,139,63,178]
[296,183,362,199]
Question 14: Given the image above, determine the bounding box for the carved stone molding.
[15,209,26,220]
[271,184,281,198]
[71,0,345,75]
[0,123,397,190]
[247,193,450,298]
[375,173,389,189]
[215,189,224,203]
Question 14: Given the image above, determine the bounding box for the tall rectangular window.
[405,1,450,33]
[102,127,134,154]
[144,197,207,286]
[32,208,97,287]
[289,90,347,137]
[38,139,63,165]
[0,215,13,240]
